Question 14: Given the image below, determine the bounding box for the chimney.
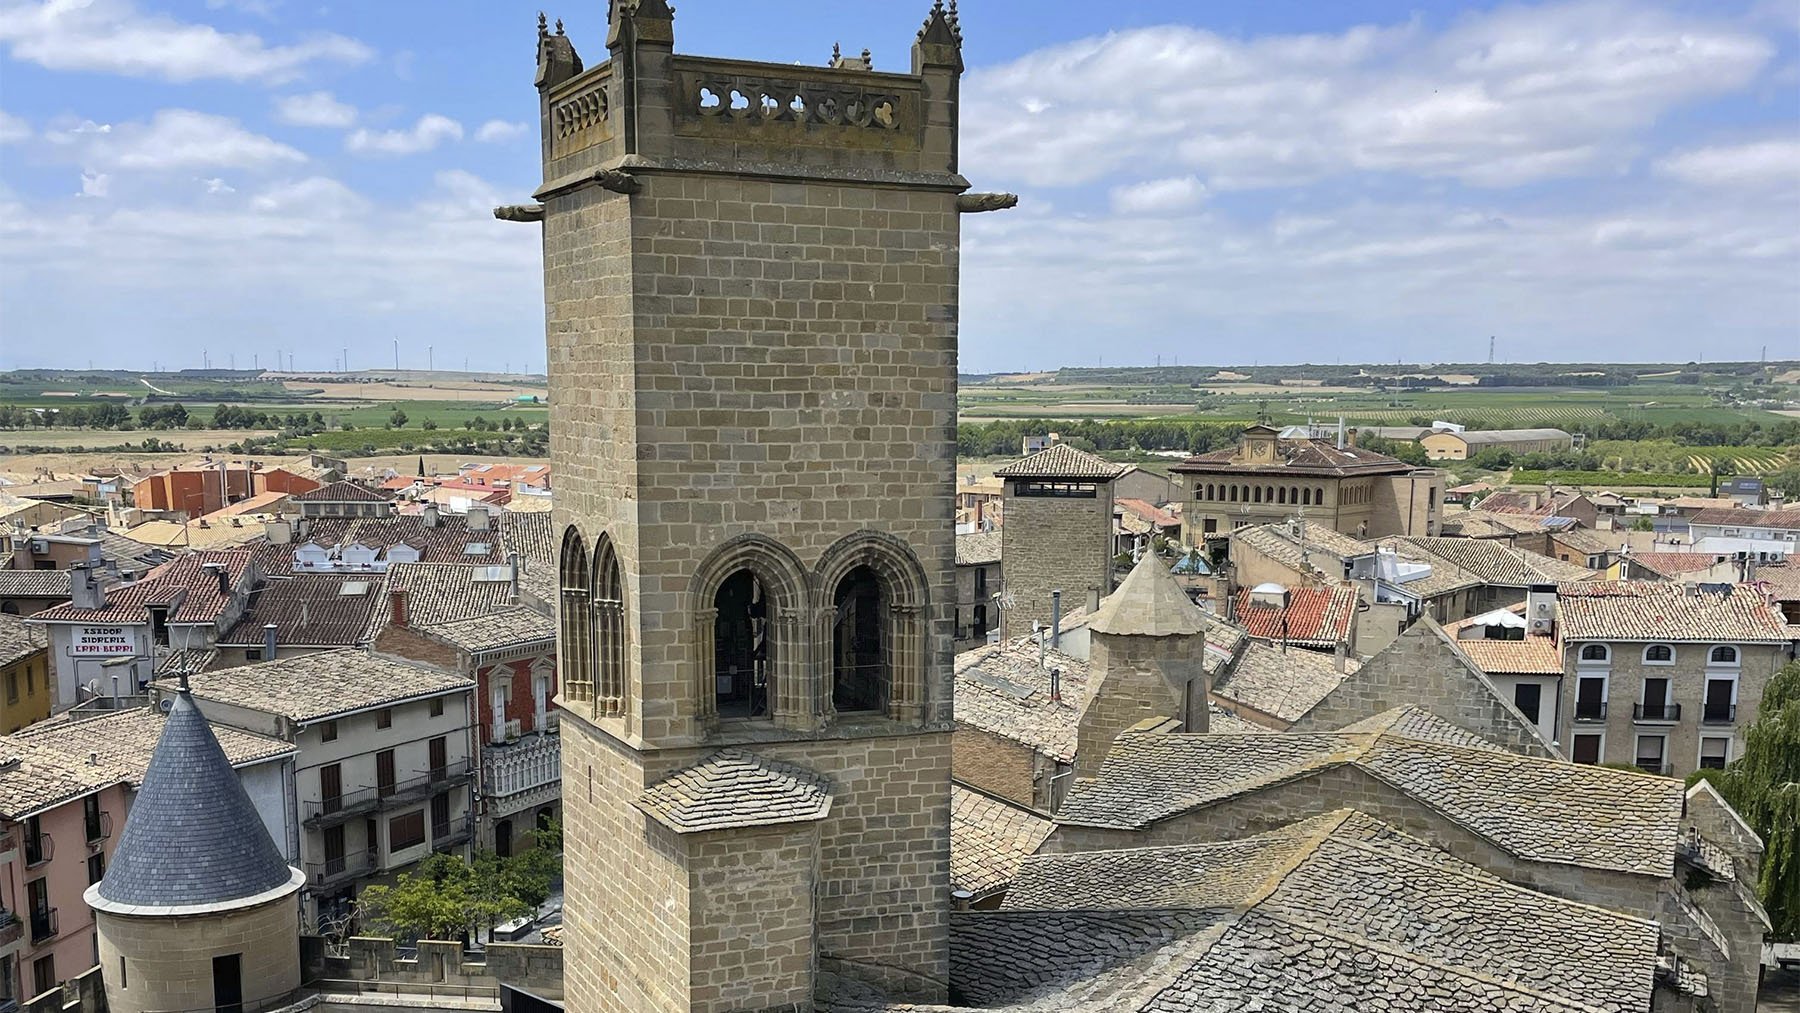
[422,503,440,528]
[262,623,278,662]
[1086,588,1101,613]
[1049,667,1062,703]
[1050,590,1063,651]
[467,503,491,531]
[202,561,230,598]
[69,563,106,610]
[1336,416,1346,450]
[1333,640,1348,674]
[507,551,521,604]
[389,588,409,628]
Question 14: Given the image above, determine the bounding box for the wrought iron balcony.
[1572,701,1608,722]
[23,834,51,868]
[0,910,20,949]
[1701,703,1737,724]
[305,758,472,826]
[28,908,56,944]
[303,847,377,890]
[432,812,475,853]
[1632,702,1681,723]
[85,811,112,846]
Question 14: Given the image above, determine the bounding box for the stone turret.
[1075,553,1213,776]
[86,682,303,1013]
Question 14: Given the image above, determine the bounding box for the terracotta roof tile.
[418,607,555,654]
[15,704,292,783]
[1174,439,1412,477]
[293,480,394,503]
[1210,640,1354,724]
[0,738,129,819]
[0,612,48,668]
[174,649,471,723]
[954,531,1001,567]
[1628,552,1733,578]
[1690,507,1800,531]
[219,574,383,647]
[1397,536,1595,586]
[28,550,255,626]
[1555,580,1791,642]
[1230,583,1357,647]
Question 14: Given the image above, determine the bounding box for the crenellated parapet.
[533,0,965,196]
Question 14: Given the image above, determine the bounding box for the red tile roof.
[1231,584,1358,648]
[1175,440,1411,478]
[1626,552,1730,578]
[293,480,394,503]
[1689,507,1800,532]
[29,550,255,626]
[218,574,384,647]
[1116,498,1179,528]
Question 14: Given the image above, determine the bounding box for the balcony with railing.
[1633,702,1681,723]
[303,847,377,890]
[1701,702,1737,725]
[0,910,20,949]
[1572,700,1608,722]
[432,812,475,853]
[84,811,111,846]
[481,735,560,803]
[1635,760,1671,776]
[23,834,51,868]
[304,758,472,827]
[28,908,55,945]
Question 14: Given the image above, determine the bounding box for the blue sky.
[1,0,1796,374]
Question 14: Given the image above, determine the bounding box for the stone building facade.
[519,3,981,1009]
[994,445,1125,636]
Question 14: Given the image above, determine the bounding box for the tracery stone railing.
[547,65,613,160]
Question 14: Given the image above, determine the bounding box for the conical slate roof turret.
[1089,552,1210,638]
[90,686,300,914]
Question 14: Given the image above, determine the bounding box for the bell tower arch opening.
[831,565,887,714]
[592,534,627,719]
[558,526,593,707]
[713,569,771,720]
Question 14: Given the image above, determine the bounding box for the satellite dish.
[157,699,174,714]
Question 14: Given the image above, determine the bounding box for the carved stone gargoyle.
[492,204,546,223]
[957,192,1019,213]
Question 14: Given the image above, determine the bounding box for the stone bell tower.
[502,2,1004,1009]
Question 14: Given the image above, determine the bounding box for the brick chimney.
[389,588,409,628]
[69,562,106,610]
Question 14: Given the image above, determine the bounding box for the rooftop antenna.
[1488,335,1495,364]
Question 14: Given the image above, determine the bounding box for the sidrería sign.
[72,626,135,657]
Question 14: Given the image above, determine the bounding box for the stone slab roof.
[0,738,129,819]
[949,785,1053,898]
[92,690,299,913]
[954,531,1001,567]
[15,704,292,784]
[1230,583,1357,647]
[220,574,383,647]
[953,642,1089,763]
[1555,580,1792,642]
[1057,721,1685,877]
[0,612,48,668]
[177,649,471,724]
[500,509,556,603]
[993,444,1128,481]
[155,647,218,677]
[636,749,832,834]
[1397,536,1595,587]
[1334,705,1506,752]
[418,607,556,655]
[1441,508,1542,538]
[1088,552,1209,637]
[852,809,1657,1013]
[1210,640,1354,724]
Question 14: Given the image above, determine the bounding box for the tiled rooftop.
[293,480,394,503]
[954,531,1001,567]
[0,569,76,599]
[635,749,832,834]
[499,510,556,603]
[953,642,1089,762]
[219,574,383,647]
[1056,717,1685,877]
[1230,583,1357,647]
[992,444,1128,481]
[419,607,556,654]
[1088,552,1209,638]
[280,514,505,567]
[1210,639,1354,724]
[1397,535,1595,586]
[1175,439,1413,477]
[15,703,292,785]
[1555,580,1792,642]
[0,611,48,667]
[0,738,130,819]
[1444,606,1565,675]
[29,549,255,626]
[366,561,519,639]
[949,785,1053,898]
[176,649,472,724]
[1689,507,1800,531]
[1627,551,1734,579]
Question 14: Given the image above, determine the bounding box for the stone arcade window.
[593,536,627,717]
[832,565,889,714]
[714,569,771,720]
[559,527,594,706]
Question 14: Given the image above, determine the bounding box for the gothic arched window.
[558,527,593,707]
[832,565,888,714]
[593,535,627,718]
[713,569,772,720]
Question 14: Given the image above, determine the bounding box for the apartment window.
[31,955,54,999]
[1638,677,1675,721]
[429,698,444,719]
[244,649,261,662]
[1571,733,1603,765]
[973,567,987,599]
[1634,734,1666,775]
[1643,644,1674,664]
[1709,645,1738,665]
[388,810,425,852]
[1203,518,1218,534]
[375,709,392,730]
[430,793,451,840]
[320,763,343,814]
[1699,737,1730,770]
[376,750,396,797]
[1574,676,1608,721]
[973,603,988,635]
[1015,481,1098,498]
[1512,683,1542,725]
[5,672,16,704]
[23,815,45,866]
[84,795,105,843]
[1703,678,1737,724]
[320,721,337,743]
[429,737,448,780]
[1578,644,1608,663]
[86,852,104,886]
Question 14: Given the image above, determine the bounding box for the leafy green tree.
[1630,516,1655,532]
[422,419,438,431]
[1696,661,1800,938]
[357,852,531,942]
[388,408,409,429]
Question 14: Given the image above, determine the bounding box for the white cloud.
[1657,138,1800,188]
[70,110,305,171]
[345,114,463,156]
[0,110,29,144]
[79,171,110,198]
[473,119,526,144]
[275,91,356,128]
[198,177,236,195]
[1110,176,1206,215]
[249,176,367,216]
[0,0,372,83]
[205,0,280,16]
[964,1,1774,190]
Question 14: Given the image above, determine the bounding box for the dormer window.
[1578,644,1608,663]
[1709,645,1738,665]
[1643,644,1674,664]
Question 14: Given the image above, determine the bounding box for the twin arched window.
[1579,644,1609,663]
[1710,645,1738,665]
[1644,644,1674,664]
[557,526,627,719]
